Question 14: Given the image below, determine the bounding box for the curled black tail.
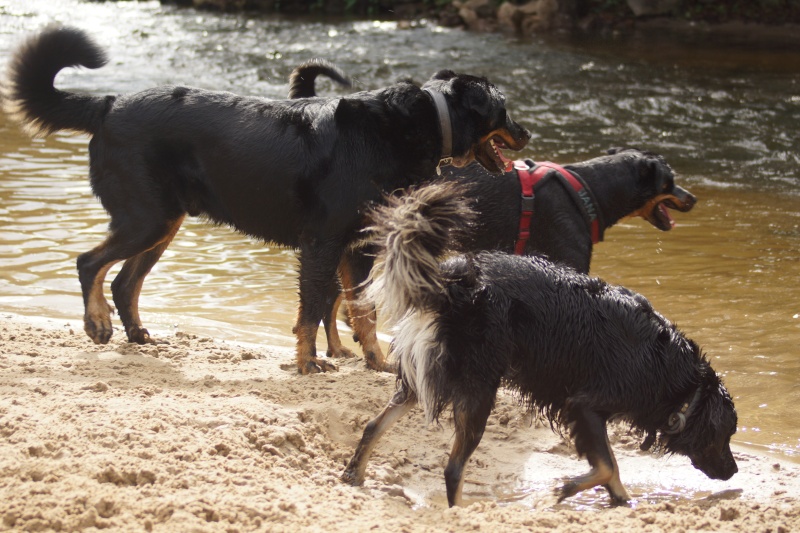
[288,59,351,98]
[365,182,475,323]
[3,25,112,137]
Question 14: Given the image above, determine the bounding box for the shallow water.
[0,0,798,474]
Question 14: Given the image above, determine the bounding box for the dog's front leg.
[341,387,416,485]
[559,399,630,504]
[294,241,343,374]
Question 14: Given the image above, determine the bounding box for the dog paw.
[127,326,152,345]
[84,316,113,344]
[300,358,338,374]
[340,468,362,486]
[605,485,631,505]
[556,481,579,503]
[364,351,387,372]
[327,346,357,359]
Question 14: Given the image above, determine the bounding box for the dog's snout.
[674,186,697,211]
[505,116,531,150]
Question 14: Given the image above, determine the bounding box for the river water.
[0,0,798,465]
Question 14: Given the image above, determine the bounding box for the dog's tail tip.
[365,182,474,321]
[4,24,109,137]
[288,59,352,99]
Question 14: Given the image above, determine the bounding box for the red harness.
[514,161,602,255]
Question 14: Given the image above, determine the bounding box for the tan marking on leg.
[84,261,118,344]
[120,216,184,344]
[339,260,385,370]
[294,323,336,374]
[342,389,415,485]
[349,303,385,370]
[604,437,630,502]
[324,292,356,359]
[326,293,344,351]
[559,461,614,502]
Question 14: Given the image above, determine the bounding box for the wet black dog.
[287,63,697,365]
[341,182,737,506]
[3,27,529,374]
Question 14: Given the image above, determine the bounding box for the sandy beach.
[1,313,798,532]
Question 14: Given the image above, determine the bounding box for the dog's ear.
[431,69,456,81]
[466,86,493,117]
[607,146,641,156]
[640,158,660,180]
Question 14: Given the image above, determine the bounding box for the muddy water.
[0,0,798,474]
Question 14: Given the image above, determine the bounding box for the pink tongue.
[498,147,514,172]
[660,203,675,227]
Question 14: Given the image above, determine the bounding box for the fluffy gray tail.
[3,25,112,137]
[365,182,475,324]
[288,59,351,99]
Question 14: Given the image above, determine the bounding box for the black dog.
[3,26,530,374]
[443,149,696,272]
[341,182,737,506]
[288,64,696,365]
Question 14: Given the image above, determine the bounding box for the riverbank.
[161,0,800,41]
[2,313,799,532]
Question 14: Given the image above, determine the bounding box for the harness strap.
[514,161,543,255]
[513,161,604,255]
[536,162,603,245]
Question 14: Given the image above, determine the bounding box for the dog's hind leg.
[445,395,494,507]
[323,292,356,360]
[559,399,630,504]
[341,387,416,486]
[110,216,185,344]
[338,250,385,371]
[77,247,120,344]
[77,216,185,345]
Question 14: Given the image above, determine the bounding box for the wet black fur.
[4,26,528,372]
[427,251,737,469]
[343,183,737,504]
[287,62,696,275]
[288,59,351,99]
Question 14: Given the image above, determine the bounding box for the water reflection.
[0,0,797,462]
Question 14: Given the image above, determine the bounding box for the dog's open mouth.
[635,192,694,232]
[474,135,516,173]
[653,201,676,231]
[470,120,529,174]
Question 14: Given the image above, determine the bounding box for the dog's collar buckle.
[423,88,453,172]
[666,387,703,435]
[436,157,454,176]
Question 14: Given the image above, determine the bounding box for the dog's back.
[430,251,698,422]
